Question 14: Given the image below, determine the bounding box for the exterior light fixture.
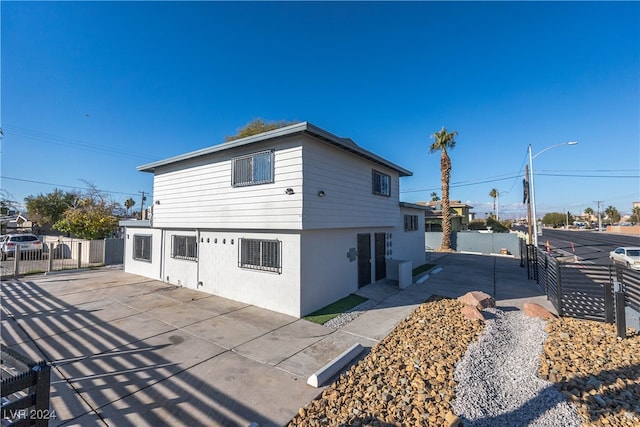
[318,190,326,197]
[285,188,295,195]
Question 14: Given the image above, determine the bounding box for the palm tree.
[605,205,620,224]
[430,192,440,202]
[124,198,136,217]
[429,126,458,251]
[632,206,640,224]
[489,189,498,219]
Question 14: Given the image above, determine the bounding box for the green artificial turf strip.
[413,263,436,276]
[304,294,368,325]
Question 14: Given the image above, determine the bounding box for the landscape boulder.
[458,291,495,310]
[523,302,556,319]
[461,305,485,321]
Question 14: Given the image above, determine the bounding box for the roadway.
[535,228,640,265]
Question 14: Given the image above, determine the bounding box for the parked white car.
[609,247,640,270]
[0,233,43,260]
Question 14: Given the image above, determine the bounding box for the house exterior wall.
[162,230,199,288]
[395,206,427,268]
[197,230,302,317]
[300,229,360,316]
[301,139,401,229]
[123,227,163,279]
[151,136,304,230]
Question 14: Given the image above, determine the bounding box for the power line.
[400,171,639,194]
[537,173,639,178]
[1,176,141,197]
[2,124,156,162]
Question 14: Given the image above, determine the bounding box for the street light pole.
[528,141,578,247]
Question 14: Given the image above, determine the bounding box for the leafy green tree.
[25,189,76,229]
[486,217,509,233]
[584,207,594,216]
[1,190,18,216]
[54,198,119,239]
[430,192,440,202]
[52,182,120,239]
[429,127,458,251]
[542,212,567,226]
[224,118,299,142]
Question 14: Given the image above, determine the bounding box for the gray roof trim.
[119,219,151,228]
[399,202,433,211]
[137,122,412,176]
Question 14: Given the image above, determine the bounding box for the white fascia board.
[137,121,412,177]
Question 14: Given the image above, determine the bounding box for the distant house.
[1,213,33,234]
[417,200,474,232]
[120,122,427,317]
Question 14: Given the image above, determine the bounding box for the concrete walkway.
[1,253,552,427]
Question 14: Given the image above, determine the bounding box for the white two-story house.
[121,122,426,317]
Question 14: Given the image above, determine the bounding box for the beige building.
[417,200,474,232]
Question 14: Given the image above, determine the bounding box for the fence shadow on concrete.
[0,278,287,427]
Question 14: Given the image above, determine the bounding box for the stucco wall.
[426,231,521,256]
[124,227,163,279]
[197,230,302,317]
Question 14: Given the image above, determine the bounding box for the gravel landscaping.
[288,296,640,426]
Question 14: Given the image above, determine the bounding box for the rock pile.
[288,296,640,427]
[288,296,484,426]
[541,317,640,426]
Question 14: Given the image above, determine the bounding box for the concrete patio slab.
[277,329,378,378]
[181,313,269,350]
[145,303,219,328]
[233,319,332,366]
[56,331,227,410]
[183,294,250,315]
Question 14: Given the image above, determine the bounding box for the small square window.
[133,235,152,261]
[372,170,391,196]
[238,238,281,273]
[172,235,197,260]
[232,151,274,187]
[404,215,419,231]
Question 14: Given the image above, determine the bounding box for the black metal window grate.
[172,235,197,260]
[372,170,391,196]
[232,150,274,187]
[133,235,152,261]
[238,238,281,273]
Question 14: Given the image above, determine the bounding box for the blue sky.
[2,1,639,219]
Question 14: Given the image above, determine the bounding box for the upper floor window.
[232,150,274,187]
[372,170,391,196]
[172,235,197,260]
[133,235,152,261]
[404,215,419,231]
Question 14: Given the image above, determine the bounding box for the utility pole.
[525,165,533,244]
[139,191,147,220]
[594,200,604,231]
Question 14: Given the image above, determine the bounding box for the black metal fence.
[1,344,52,427]
[525,245,640,325]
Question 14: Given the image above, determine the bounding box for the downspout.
[196,228,202,288]
[160,229,165,282]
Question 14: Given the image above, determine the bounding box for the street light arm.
[532,141,578,160]
[527,140,578,247]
